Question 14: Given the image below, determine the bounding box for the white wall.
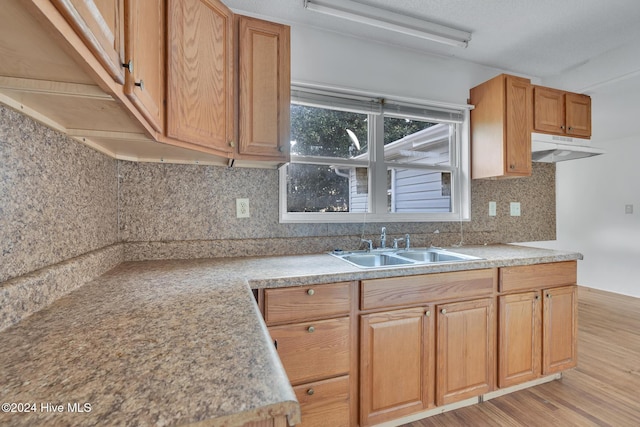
[291,26,501,105]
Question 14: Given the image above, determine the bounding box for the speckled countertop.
[0,244,582,426]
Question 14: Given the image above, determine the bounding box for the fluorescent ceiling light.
[303,0,471,48]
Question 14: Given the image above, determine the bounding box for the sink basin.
[397,249,479,263]
[330,248,481,268]
[342,253,414,267]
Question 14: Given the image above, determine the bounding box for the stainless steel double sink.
[330,247,482,268]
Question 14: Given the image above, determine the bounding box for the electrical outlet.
[625,204,634,214]
[510,202,521,217]
[236,198,250,218]
[489,201,497,217]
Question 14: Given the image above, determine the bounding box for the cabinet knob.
[307,289,315,296]
[546,293,552,299]
[122,60,133,73]
[509,164,515,170]
[425,310,431,317]
[560,125,566,130]
[229,140,235,148]
[440,308,447,315]
[135,79,144,91]
[307,388,314,396]
[307,326,315,333]
[568,127,573,131]
[278,145,285,152]
[535,295,540,300]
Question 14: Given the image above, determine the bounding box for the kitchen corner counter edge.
[0,244,581,426]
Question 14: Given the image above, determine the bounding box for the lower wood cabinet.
[543,285,578,374]
[359,307,435,426]
[264,282,355,427]
[436,298,496,406]
[499,284,577,388]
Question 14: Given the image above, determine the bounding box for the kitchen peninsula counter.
[0,244,582,426]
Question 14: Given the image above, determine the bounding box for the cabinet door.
[238,16,290,161]
[565,93,591,138]
[534,86,565,134]
[167,0,234,154]
[498,291,542,388]
[543,285,577,374]
[123,0,164,132]
[360,307,434,426]
[505,75,532,176]
[437,298,495,406]
[52,0,125,84]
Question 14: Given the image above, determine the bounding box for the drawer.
[361,269,497,310]
[294,376,350,427]
[264,282,352,325]
[500,261,577,292]
[269,317,350,385]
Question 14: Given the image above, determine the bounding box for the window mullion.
[370,114,387,214]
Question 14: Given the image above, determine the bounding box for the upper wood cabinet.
[52,0,125,85]
[166,0,235,155]
[533,86,591,138]
[123,0,164,132]
[237,16,290,162]
[469,74,532,179]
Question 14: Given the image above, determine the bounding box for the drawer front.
[500,261,577,292]
[294,376,350,427]
[269,317,350,385]
[264,282,352,325]
[361,269,497,310]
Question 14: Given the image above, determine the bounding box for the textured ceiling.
[223,0,640,82]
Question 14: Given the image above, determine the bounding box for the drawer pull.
[307,289,315,296]
[440,308,447,315]
[307,388,314,396]
[307,326,315,333]
[425,310,431,317]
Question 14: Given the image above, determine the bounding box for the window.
[280,86,471,223]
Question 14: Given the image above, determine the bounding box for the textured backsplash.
[0,105,118,283]
[119,160,556,260]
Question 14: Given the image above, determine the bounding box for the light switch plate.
[236,198,250,218]
[625,204,634,214]
[489,201,497,217]
[510,202,521,217]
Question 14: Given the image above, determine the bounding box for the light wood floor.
[403,287,640,426]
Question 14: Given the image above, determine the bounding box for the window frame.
[280,85,472,223]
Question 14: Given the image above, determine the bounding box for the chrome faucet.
[405,233,410,250]
[380,227,387,249]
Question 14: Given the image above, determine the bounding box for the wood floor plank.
[402,287,640,427]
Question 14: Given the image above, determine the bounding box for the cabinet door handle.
[440,308,447,315]
[135,79,144,91]
[425,310,431,317]
[546,293,552,299]
[307,388,314,396]
[535,295,540,300]
[307,289,315,296]
[229,140,235,148]
[122,60,133,73]
[560,125,566,130]
[307,326,315,333]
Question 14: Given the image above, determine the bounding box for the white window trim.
[280,86,472,224]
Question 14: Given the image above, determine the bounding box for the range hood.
[531,132,605,162]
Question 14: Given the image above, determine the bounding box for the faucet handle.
[361,239,373,252]
[392,237,404,249]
